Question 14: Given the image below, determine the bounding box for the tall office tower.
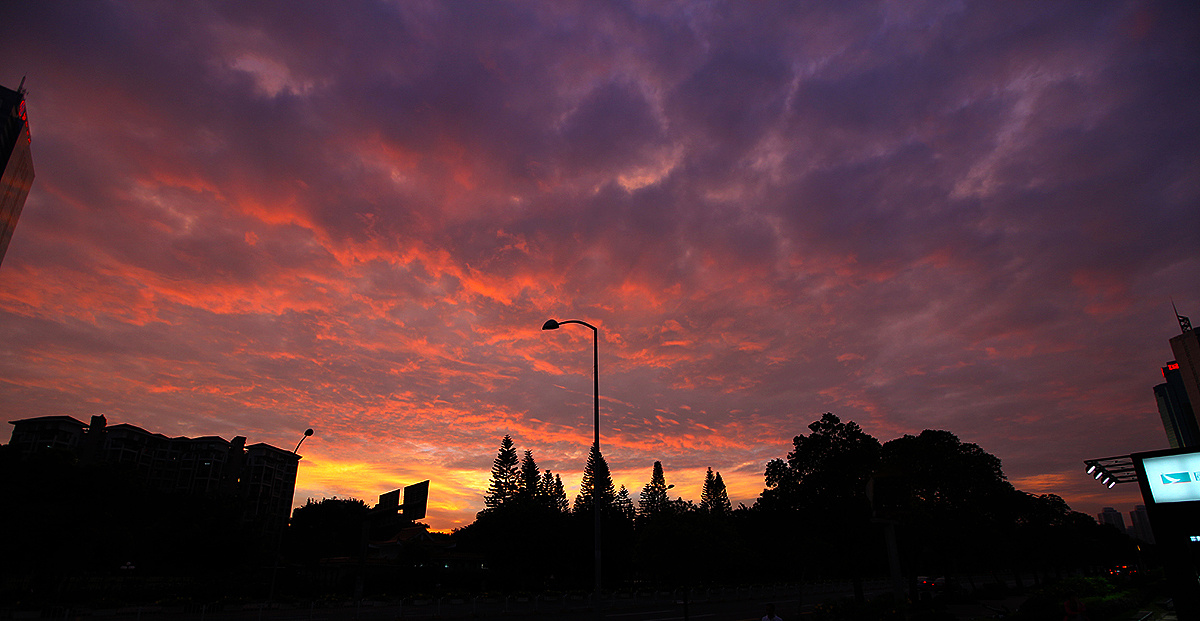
[1155,361,1198,448]
[0,80,34,268]
[1129,505,1155,544]
[1098,506,1127,532]
[1154,309,1200,448]
[1170,309,1200,421]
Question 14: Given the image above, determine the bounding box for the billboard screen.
[403,480,430,520]
[1140,452,1200,503]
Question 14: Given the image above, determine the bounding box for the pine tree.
[700,467,732,514]
[574,442,615,513]
[615,485,635,522]
[552,473,570,513]
[482,435,520,513]
[518,449,540,504]
[537,469,555,508]
[700,467,717,511]
[712,471,732,515]
[638,460,670,518]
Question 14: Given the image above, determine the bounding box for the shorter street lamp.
[294,428,314,454]
[271,427,315,601]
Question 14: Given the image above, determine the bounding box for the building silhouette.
[1170,310,1200,419]
[1156,362,1198,448]
[0,80,34,268]
[1098,506,1127,532]
[1156,310,1200,448]
[5,414,300,541]
[1129,504,1155,544]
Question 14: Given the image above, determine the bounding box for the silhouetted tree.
[759,413,881,515]
[482,435,520,514]
[551,472,570,513]
[756,413,883,588]
[518,449,540,504]
[458,439,580,590]
[701,469,732,515]
[615,485,636,522]
[537,469,570,513]
[573,442,615,513]
[713,472,731,513]
[879,429,1015,581]
[287,496,370,561]
[638,460,670,519]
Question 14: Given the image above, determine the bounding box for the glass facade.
[0,83,34,267]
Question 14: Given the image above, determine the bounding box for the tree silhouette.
[482,435,520,514]
[287,496,370,561]
[638,460,670,519]
[573,442,615,513]
[537,469,570,513]
[756,413,882,589]
[551,472,570,513]
[878,429,1018,584]
[615,485,636,522]
[759,412,881,514]
[518,449,540,505]
[700,469,732,515]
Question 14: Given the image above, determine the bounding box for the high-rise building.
[1156,361,1198,448]
[1170,309,1200,421]
[1129,504,1155,543]
[1098,506,1127,532]
[0,80,34,268]
[1155,309,1200,448]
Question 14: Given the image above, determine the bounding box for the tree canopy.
[638,460,670,519]
[573,442,615,513]
[759,412,881,516]
[482,435,520,514]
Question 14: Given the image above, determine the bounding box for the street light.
[294,428,314,454]
[271,427,315,601]
[542,319,599,449]
[542,318,602,614]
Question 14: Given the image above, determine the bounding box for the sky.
[1,1,1197,532]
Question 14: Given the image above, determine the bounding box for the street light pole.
[294,428,314,454]
[270,427,315,601]
[542,318,601,615]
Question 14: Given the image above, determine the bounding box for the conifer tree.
[700,467,717,511]
[518,449,540,503]
[482,435,520,513]
[638,460,670,518]
[537,469,555,508]
[552,473,570,513]
[700,467,732,514]
[615,485,636,522]
[574,442,615,513]
[712,471,732,515]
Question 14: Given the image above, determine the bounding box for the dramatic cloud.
[1,0,1197,530]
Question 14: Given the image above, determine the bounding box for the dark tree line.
[451,414,1139,594]
[0,413,1141,604]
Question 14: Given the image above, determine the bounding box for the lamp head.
[542,319,560,331]
[304,428,314,437]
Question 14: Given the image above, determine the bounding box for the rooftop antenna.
[17,75,25,95]
[1173,299,1192,333]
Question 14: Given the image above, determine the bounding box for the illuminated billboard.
[1138,450,1200,504]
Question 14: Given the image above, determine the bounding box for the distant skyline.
[1,1,1197,531]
